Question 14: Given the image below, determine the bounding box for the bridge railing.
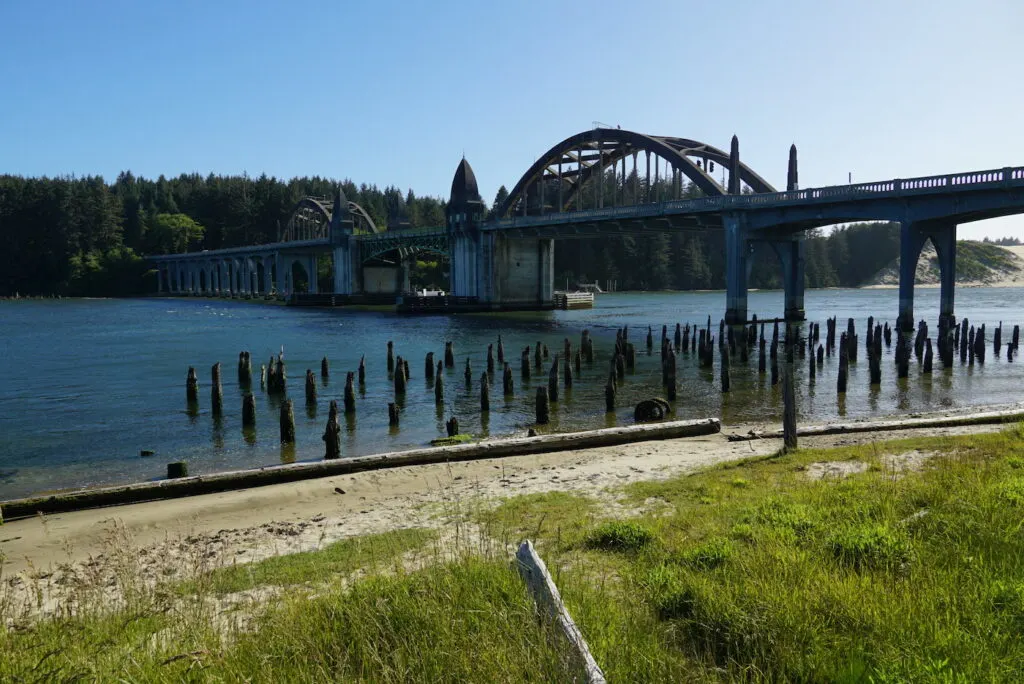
[489,165,1024,229]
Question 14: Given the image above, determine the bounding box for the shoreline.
[2,404,1021,583]
[4,405,1023,521]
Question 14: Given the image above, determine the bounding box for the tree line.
[1,169,908,297]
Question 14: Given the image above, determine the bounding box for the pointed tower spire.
[728,134,741,194]
[787,144,798,191]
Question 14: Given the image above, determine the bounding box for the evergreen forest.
[0,171,978,297]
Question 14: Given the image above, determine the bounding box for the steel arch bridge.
[280,196,380,242]
[497,127,775,218]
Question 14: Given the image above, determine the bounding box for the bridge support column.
[332,240,359,294]
[724,214,749,325]
[931,223,957,329]
[308,255,319,294]
[898,222,930,331]
[898,220,956,330]
[769,237,806,322]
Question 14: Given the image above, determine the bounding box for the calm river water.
[1,288,1022,499]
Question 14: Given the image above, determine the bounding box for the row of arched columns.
[155,253,320,298]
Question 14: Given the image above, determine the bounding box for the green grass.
[8,426,1024,681]
[181,527,437,595]
[0,558,580,682]
[528,425,1024,682]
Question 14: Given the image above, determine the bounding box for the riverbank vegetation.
[4,425,1024,681]
[1,172,1018,297]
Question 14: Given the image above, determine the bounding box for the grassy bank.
[478,425,1024,681]
[4,426,1024,681]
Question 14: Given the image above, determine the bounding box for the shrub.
[673,538,733,570]
[826,524,911,570]
[584,520,656,552]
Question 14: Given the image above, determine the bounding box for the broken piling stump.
[211,362,223,417]
[323,400,341,460]
[279,399,296,444]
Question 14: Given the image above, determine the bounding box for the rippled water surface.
[1,288,1022,499]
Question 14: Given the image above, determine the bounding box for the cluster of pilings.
[174,313,1019,478]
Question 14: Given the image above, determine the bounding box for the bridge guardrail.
[488,165,1024,230]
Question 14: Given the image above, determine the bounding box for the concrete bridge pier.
[899,220,957,331]
[771,237,806,322]
[724,214,749,325]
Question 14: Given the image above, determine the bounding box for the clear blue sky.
[2,0,1022,239]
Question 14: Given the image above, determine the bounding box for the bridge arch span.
[498,128,775,218]
[282,197,381,242]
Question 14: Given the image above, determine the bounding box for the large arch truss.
[498,128,775,218]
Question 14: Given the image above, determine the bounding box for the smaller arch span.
[282,196,380,242]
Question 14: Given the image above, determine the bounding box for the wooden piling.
[167,462,188,479]
[497,336,505,364]
[817,344,824,367]
[242,392,256,428]
[758,338,766,374]
[503,363,514,396]
[358,356,366,386]
[564,353,573,388]
[388,402,400,427]
[238,351,252,386]
[522,347,531,380]
[615,351,625,380]
[535,341,543,370]
[976,324,986,363]
[435,370,444,405]
[923,338,933,374]
[321,356,330,379]
[481,372,490,412]
[186,366,199,403]
[771,343,779,386]
[574,349,581,376]
[625,343,636,371]
[403,358,410,381]
[323,400,341,460]
[464,357,473,387]
[395,357,407,394]
[960,319,970,362]
[279,399,296,444]
[604,373,616,412]
[536,386,550,424]
[646,326,653,351]
[896,333,910,378]
[260,364,266,390]
[674,323,682,350]
[387,340,395,374]
[305,369,317,404]
[666,349,677,401]
[211,362,223,416]
[425,352,435,381]
[443,341,454,368]
[837,333,849,392]
[869,344,882,385]
[809,347,816,381]
[548,356,560,402]
[487,344,495,374]
[446,416,459,437]
[995,322,1002,358]
[782,360,797,450]
[344,372,356,414]
[720,343,731,393]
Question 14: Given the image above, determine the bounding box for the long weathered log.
[0,418,724,519]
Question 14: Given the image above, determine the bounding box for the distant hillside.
[865,242,1024,287]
